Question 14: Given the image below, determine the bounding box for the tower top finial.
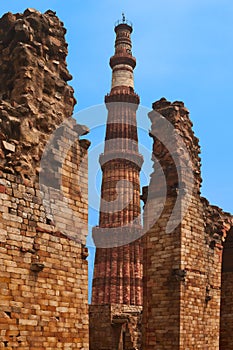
[114,13,133,29]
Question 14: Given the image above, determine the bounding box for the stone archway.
[220,226,233,349]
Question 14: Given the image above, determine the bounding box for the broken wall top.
[0,9,79,183]
[202,197,233,244]
[147,97,233,240]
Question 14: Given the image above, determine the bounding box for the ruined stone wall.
[142,98,233,350]
[202,200,233,350]
[142,99,192,349]
[0,9,89,349]
[220,232,233,350]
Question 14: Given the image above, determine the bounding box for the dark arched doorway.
[220,226,233,349]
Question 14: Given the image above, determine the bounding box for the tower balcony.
[110,53,136,69]
[114,21,133,33]
[99,150,144,170]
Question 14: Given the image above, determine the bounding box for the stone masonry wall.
[220,227,233,350]
[142,98,233,350]
[0,9,89,349]
[0,8,75,180]
[142,99,189,349]
[202,200,233,350]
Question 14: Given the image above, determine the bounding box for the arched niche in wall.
[220,226,233,350]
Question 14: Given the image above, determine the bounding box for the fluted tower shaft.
[92,19,143,306]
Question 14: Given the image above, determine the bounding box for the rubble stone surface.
[142,98,233,350]
[0,9,89,349]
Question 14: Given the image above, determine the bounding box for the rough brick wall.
[142,98,233,349]
[142,99,189,349]
[218,223,233,349]
[202,199,233,350]
[0,9,89,349]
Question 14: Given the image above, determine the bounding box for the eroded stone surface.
[0,9,76,183]
[0,9,89,349]
[142,98,233,350]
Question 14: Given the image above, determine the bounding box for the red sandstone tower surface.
[90,16,143,350]
[92,15,143,306]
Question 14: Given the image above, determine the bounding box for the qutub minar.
[0,8,232,350]
[90,14,143,349]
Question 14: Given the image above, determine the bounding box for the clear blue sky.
[1,0,232,214]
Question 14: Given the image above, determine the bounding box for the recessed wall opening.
[220,226,233,349]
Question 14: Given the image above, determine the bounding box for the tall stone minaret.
[90,15,143,350]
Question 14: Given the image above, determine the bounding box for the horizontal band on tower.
[105,92,140,104]
[92,225,143,248]
[99,151,143,170]
[110,54,136,69]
